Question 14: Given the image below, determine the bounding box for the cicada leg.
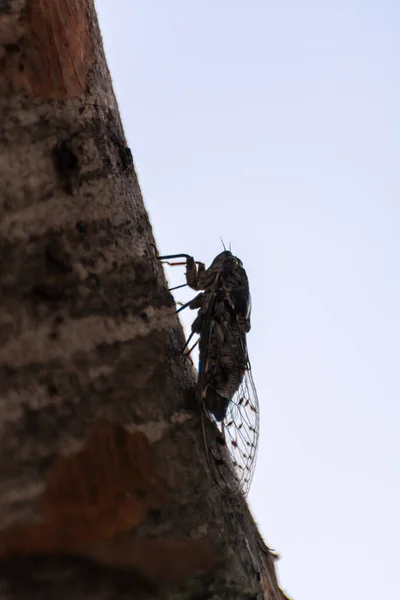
[184,338,199,356]
[169,283,188,291]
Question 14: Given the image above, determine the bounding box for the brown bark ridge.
[0,1,290,598]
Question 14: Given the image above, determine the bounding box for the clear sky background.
[96,2,400,598]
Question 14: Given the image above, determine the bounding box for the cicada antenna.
[220,237,227,251]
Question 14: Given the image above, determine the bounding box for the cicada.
[156,248,259,496]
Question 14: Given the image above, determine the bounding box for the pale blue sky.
[96,2,400,598]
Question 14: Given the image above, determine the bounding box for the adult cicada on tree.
[155,247,260,497]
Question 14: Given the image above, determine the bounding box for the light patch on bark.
[0,309,175,368]
[171,411,194,426]
[126,411,195,444]
[0,197,139,243]
[0,479,45,514]
[0,479,45,531]
[190,522,210,540]
[126,421,169,444]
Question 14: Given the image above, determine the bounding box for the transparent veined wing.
[198,298,259,496]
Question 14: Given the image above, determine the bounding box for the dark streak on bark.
[0,1,12,15]
[0,223,171,338]
[118,145,133,170]
[52,140,79,195]
[0,554,156,600]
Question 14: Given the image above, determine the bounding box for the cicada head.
[209,251,243,273]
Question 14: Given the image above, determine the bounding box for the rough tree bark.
[0,1,289,598]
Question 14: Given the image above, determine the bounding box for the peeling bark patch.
[52,139,79,195]
[0,423,168,555]
[9,0,95,99]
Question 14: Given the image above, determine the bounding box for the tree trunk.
[0,1,288,598]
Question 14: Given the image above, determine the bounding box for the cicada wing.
[222,366,259,496]
[198,300,260,496]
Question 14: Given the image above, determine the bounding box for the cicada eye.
[223,254,243,270]
[223,255,238,269]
